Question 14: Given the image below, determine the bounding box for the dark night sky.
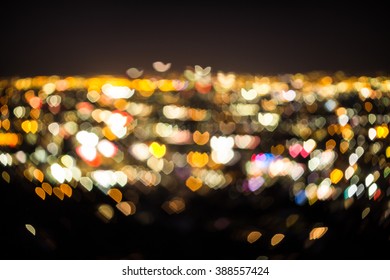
[1,2,389,77]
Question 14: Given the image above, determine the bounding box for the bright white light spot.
[338,114,349,126]
[317,179,333,200]
[33,148,46,163]
[97,140,117,157]
[258,113,280,130]
[320,150,336,168]
[282,90,296,101]
[78,145,97,161]
[290,164,304,181]
[345,166,355,180]
[13,106,26,118]
[163,105,187,120]
[106,113,128,138]
[98,110,112,122]
[102,83,134,99]
[317,184,332,200]
[61,155,74,168]
[114,171,127,187]
[360,87,371,98]
[63,167,73,182]
[0,153,11,166]
[241,88,257,101]
[112,126,127,138]
[129,143,151,161]
[210,136,234,151]
[368,183,377,197]
[308,157,320,171]
[155,123,174,137]
[269,159,289,177]
[51,163,65,183]
[76,131,99,146]
[259,113,273,126]
[368,128,376,140]
[42,83,56,95]
[15,151,26,163]
[303,139,316,153]
[365,174,374,187]
[92,170,116,188]
[48,122,60,136]
[210,136,235,164]
[349,153,359,166]
[211,149,234,164]
[347,184,357,198]
[47,95,62,107]
[107,113,127,128]
[80,177,93,191]
[71,167,81,181]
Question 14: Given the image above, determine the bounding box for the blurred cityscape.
[1,69,390,259]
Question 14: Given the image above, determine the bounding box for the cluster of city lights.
[1,67,390,247]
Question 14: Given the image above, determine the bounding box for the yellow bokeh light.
[309,226,328,240]
[193,131,209,145]
[33,169,44,183]
[25,224,36,236]
[108,188,122,203]
[60,183,72,198]
[185,176,203,192]
[247,231,262,244]
[187,151,209,168]
[330,168,343,184]
[53,187,64,200]
[35,187,46,200]
[271,233,285,246]
[149,142,167,159]
[41,182,52,195]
